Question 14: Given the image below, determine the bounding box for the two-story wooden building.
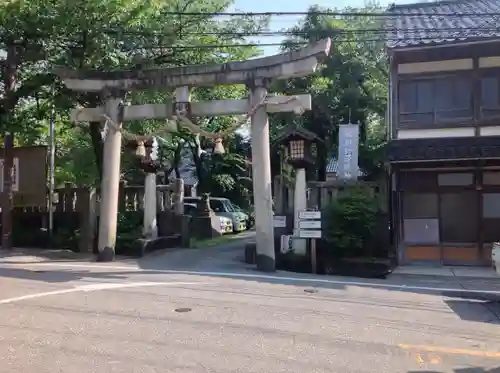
[386,0,500,266]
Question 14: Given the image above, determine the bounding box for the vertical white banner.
[337,123,360,180]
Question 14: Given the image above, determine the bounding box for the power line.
[156,10,500,17]
[129,33,500,50]
[106,27,500,38]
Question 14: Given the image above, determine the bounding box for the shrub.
[322,188,379,258]
[115,211,143,254]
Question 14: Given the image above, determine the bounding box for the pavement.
[392,265,499,279]
[1,235,500,373]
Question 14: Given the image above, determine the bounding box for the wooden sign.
[0,157,19,192]
[0,146,47,207]
[298,220,321,229]
[298,230,322,238]
[298,211,321,220]
[273,215,287,228]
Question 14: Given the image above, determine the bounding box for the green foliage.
[0,0,268,187]
[115,211,143,253]
[197,151,253,209]
[271,4,388,180]
[323,188,379,257]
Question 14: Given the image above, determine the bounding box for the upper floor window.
[399,75,473,125]
[480,74,500,118]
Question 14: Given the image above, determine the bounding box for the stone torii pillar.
[56,38,331,269]
[248,81,274,270]
[98,90,125,261]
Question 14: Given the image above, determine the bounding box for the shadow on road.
[408,367,500,373]
[2,262,500,325]
[1,237,500,324]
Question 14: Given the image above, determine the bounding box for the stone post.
[173,178,184,216]
[97,93,124,261]
[293,168,307,255]
[250,82,275,272]
[143,173,158,238]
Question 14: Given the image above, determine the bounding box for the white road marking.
[2,262,500,295]
[0,281,199,305]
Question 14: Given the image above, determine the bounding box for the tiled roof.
[385,0,500,49]
[326,157,364,176]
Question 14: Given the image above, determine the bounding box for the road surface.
[0,243,499,373]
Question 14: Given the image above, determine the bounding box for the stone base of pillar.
[96,246,115,262]
[256,254,275,272]
[244,242,257,264]
[191,215,221,239]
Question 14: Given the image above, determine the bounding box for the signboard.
[299,220,321,229]
[280,235,293,253]
[0,157,19,192]
[337,123,360,180]
[297,210,322,239]
[298,230,322,238]
[0,146,47,207]
[273,215,287,228]
[298,211,321,220]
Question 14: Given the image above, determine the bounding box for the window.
[399,171,436,190]
[483,193,500,242]
[403,219,440,244]
[222,200,235,212]
[437,173,474,186]
[483,193,500,218]
[183,204,198,216]
[399,80,434,123]
[399,75,472,124]
[435,76,472,119]
[403,193,439,244]
[210,200,225,212]
[480,75,500,118]
[231,204,243,212]
[440,192,477,243]
[403,193,438,218]
[483,172,500,185]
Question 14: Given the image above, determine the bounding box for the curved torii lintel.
[55,38,331,92]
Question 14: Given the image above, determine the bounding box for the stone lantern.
[273,125,320,255]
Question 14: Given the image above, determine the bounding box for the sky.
[228,0,418,56]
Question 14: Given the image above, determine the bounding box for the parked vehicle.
[183,203,233,234]
[231,203,253,230]
[184,197,247,232]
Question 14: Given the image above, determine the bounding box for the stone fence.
[8,180,185,251]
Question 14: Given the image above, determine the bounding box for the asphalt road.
[1,243,500,373]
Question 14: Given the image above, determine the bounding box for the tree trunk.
[89,121,104,181]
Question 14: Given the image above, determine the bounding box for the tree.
[272,4,388,181]
[1,0,268,187]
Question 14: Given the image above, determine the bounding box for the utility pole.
[2,133,13,250]
[1,42,17,250]
[48,85,56,244]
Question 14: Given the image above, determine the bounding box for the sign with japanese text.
[0,146,47,206]
[337,123,360,180]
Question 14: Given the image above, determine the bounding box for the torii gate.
[56,38,331,271]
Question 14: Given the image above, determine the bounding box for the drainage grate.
[304,289,318,294]
[174,308,192,313]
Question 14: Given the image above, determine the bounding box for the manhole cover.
[174,307,192,313]
[304,289,318,293]
[33,270,46,274]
